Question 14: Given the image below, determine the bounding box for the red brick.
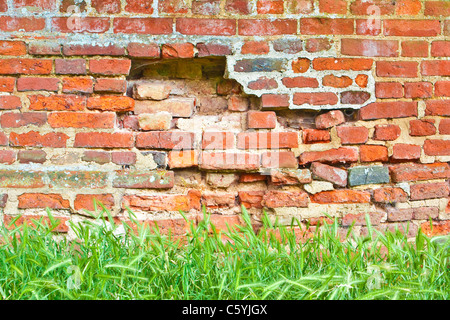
[94,79,127,93]
[191,0,220,15]
[262,190,309,208]
[202,132,235,150]
[127,43,160,58]
[92,0,121,13]
[356,19,381,36]
[420,221,450,237]
[177,18,236,36]
[241,41,270,55]
[247,77,278,90]
[424,139,450,156]
[286,0,314,14]
[247,111,276,129]
[227,96,248,112]
[439,119,450,135]
[302,129,331,144]
[0,0,6,11]
[261,94,290,109]
[87,96,134,112]
[0,17,46,32]
[18,193,70,209]
[313,58,373,71]
[409,119,436,136]
[413,207,439,220]
[299,147,358,165]
[322,75,352,88]
[125,0,153,13]
[257,0,284,14]
[0,59,52,75]
[0,78,15,92]
[239,173,267,183]
[0,112,47,128]
[159,0,189,13]
[360,145,389,162]
[389,162,450,182]
[48,112,116,129]
[0,132,7,146]
[168,150,198,168]
[89,59,131,75]
[395,0,421,15]
[270,169,312,185]
[74,194,115,211]
[342,212,385,226]
[3,215,69,233]
[355,74,368,88]
[336,126,369,144]
[292,58,310,73]
[225,0,251,14]
[301,18,354,35]
[238,19,297,36]
[15,0,56,9]
[421,60,450,76]
[341,39,398,57]
[237,132,298,149]
[161,43,195,59]
[112,152,137,165]
[9,131,69,148]
[55,59,86,75]
[113,18,173,34]
[197,43,232,57]
[404,82,433,99]
[136,132,195,150]
[74,132,134,149]
[305,38,332,52]
[239,191,264,209]
[386,208,413,222]
[310,162,348,187]
[0,41,27,56]
[376,61,418,78]
[18,150,46,164]
[411,182,450,200]
[315,110,345,129]
[282,77,318,88]
[199,152,260,171]
[201,192,236,209]
[425,1,450,16]
[319,0,347,14]
[0,96,21,110]
[63,44,125,56]
[435,81,450,97]
[311,190,371,204]
[261,151,298,168]
[360,101,417,120]
[0,151,15,164]
[384,20,441,37]
[29,95,86,111]
[401,41,429,57]
[62,77,94,94]
[425,100,450,116]
[17,77,59,92]
[293,92,338,106]
[350,0,395,15]
[51,17,110,33]
[373,187,408,203]
[391,144,421,161]
[375,82,403,98]
[82,151,111,164]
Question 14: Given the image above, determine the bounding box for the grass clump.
[0,206,449,300]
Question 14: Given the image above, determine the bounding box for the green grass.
[0,205,449,300]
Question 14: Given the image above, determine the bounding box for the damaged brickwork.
[0,0,449,240]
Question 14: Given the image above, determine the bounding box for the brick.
[404,82,433,99]
[431,41,450,57]
[424,139,450,156]
[395,0,421,15]
[248,111,276,129]
[348,166,390,186]
[420,221,450,237]
[74,132,134,149]
[301,18,354,35]
[134,82,171,100]
[0,17,46,32]
[350,0,395,15]
[47,171,109,189]
[261,94,290,109]
[376,61,418,78]
[409,119,436,136]
[62,77,93,94]
[315,110,345,129]
[313,58,373,71]
[17,77,60,92]
[425,100,450,116]
[286,0,314,14]
[421,61,450,76]
[282,77,318,88]
[87,96,134,112]
[270,168,312,185]
[0,59,52,75]
[0,194,7,208]
[375,82,403,98]
[439,119,450,135]
[15,0,56,10]
[402,41,428,57]
[136,132,194,150]
[18,150,46,164]
[52,17,110,33]
[355,74,369,88]
[197,43,232,57]
[191,0,220,15]
[387,208,413,222]
[384,20,441,37]
[435,81,450,97]
[112,152,137,165]
[262,190,309,208]
[305,38,332,52]
[389,163,450,182]
[238,19,297,36]
[0,96,21,110]
[225,0,251,14]
[336,126,369,144]
[0,0,6,11]
[217,80,242,96]
[319,0,346,14]
[177,18,236,36]
[0,112,47,128]
[94,79,127,93]
[114,170,174,189]
[228,96,248,112]
[0,170,45,188]
[138,112,172,131]
[0,132,7,145]
[199,152,260,171]
[360,145,389,162]
[0,78,15,92]
[248,77,278,90]
[161,43,195,59]
[239,173,267,183]
[411,182,450,200]
[82,151,111,164]
[273,39,302,54]
[89,59,131,75]
[202,192,236,208]
[310,162,347,187]
[299,147,358,165]
[60,0,87,13]
[63,44,125,56]
[134,98,195,117]
[360,101,417,120]
[202,132,235,150]
[234,59,285,72]
[29,95,86,111]
[18,193,69,209]
[425,1,450,16]
[241,41,269,55]
[302,129,331,144]
[127,43,160,58]
[159,0,189,13]
[48,112,116,129]
[92,0,121,13]
[4,215,69,233]
[237,132,299,149]
[322,75,352,88]
[293,92,338,106]
[113,18,173,34]
[413,207,439,220]
[0,151,15,164]
[9,131,69,148]
[373,187,408,203]
[356,19,381,36]
[340,91,370,105]
[239,191,264,209]
[391,144,421,161]
[341,39,398,57]
[257,0,284,14]
[74,194,115,211]
[342,212,385,226]
[262,151,298,168]
[291,58,310,73]
[168,150,198,168]
[311,190,371,204]
[55,59,86,75]
[0,41,27,56]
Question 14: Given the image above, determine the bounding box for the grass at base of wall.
[0,206,449,300]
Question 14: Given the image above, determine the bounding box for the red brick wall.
[0,0,449,238]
